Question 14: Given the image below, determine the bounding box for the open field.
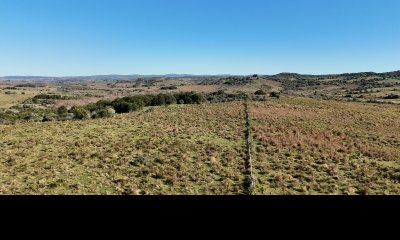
[2,72,399,110]
[0,96,399,195]
[0,103,246,194]
[1,72,400,195]
[0,86,56,108]
[251,98,400,194]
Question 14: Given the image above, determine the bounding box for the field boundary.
[244,97,255,195]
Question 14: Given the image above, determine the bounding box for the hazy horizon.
[1,69,400,78]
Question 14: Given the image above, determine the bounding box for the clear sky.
[0,0,399,76]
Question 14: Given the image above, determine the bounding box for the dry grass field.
[0,88,54,108]
[1,79,399,195]
[251,98,400,195]
[0,103,246,195]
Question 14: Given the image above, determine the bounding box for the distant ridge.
[270,71,400,79]
[0,74,232,81]
[1,71,399,81]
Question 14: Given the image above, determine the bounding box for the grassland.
[0,88,53,109]
[251,98,400,195]
[1,72,399,110]
[1,73,400,195]
[0,103,246,194]
[1,97,398,195]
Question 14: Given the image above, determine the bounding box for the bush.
[112,101,133,113]
[32,94,63,104]
[70,107,90,120]
[152,94,166,106]
[164,94,177,105]
[22,112,43,122]
[95,100,112,108]
[384,94,400,99]
[254,90,267,95]
[1,92,209,124]
[174,92,205,104]
[43,113,58,122]
[4,87,17,90]
[15,84,36,88]
[270,92,281,98]
[205,91,245,103]
[57,106,68,116]
[191,93,206,104]
[91,107,115,119]
[160,86,178,90]
[33,94,62,100]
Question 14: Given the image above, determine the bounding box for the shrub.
[152,94,166,106]
[384,94,400,99]
[95,100,112,108]
[4,87,17,90]
[43,113,58,122]
[160,86,178,90]
[85,103,100,113]
[91,107,115,119]
[191,93,206,104]
[70,107,90,120]
[112,101,133,113]
[57,106,68,115]
[15,84,36,88]
[174,93,193,104]
[33,94,62,100]
[22,112,43,122]
[270,92,281,98]
[254,90,267,95]
[164,94,177,105]
[174,92,205,104]
[32,94,63,104]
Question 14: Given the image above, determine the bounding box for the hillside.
[0,103,246,194]
[1,98,399,195]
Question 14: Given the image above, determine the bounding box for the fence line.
[244,97,255,195]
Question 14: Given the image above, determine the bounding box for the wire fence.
[244,97,255,195]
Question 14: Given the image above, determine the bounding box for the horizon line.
[1,69,400,78]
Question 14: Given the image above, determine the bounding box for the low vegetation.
[1,72,399,195]
[0,92,207,124]
[251,97,400,195]
[0,103,246,194]
[160,86,178,90]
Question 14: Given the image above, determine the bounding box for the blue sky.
[0,0,399,76]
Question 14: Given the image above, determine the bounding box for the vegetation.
[254,90,267,95]
[270,92,280,98]
[0,103,246,194]
[205,91,246,103]
[31,94,63,104]
[1,72,400,195]
[0,92,208,124]
[160,86,178,90]
[384,94,400,99]
[251,98,400,195]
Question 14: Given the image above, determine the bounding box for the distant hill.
[268,71,400,79]
[0,74,229,81]
[1,71,399,81]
